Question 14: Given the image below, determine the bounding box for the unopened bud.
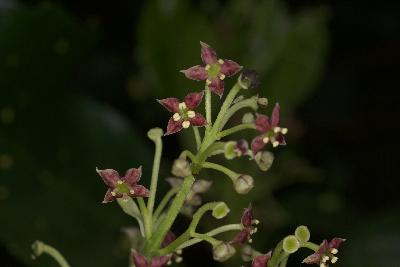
[241,245,254,262]
[242,112,255,124]
[257,97,268,106]
[238,69,260,90]
[295,225,310,243]
[171,158,192,177]
[283,235,300,254]
[212,202,230,219]
[234,175,254,194]
[213,242,236,262]
[254,151,274,171]
[224,141,238,160]
[31,241,44,257]
[147,127,163,141]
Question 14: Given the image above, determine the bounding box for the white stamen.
[274,127,281,133]
[182,121,191,128]
[111,191,116,196]
[262,137,269,144]
[219,73,226,80]
[281,128,288,134]
[322,256,329,262]
[331,248,338,254]
[331,257,338,263]
[178,102,187,109]
[117,180,123,185]
[206,79,212,85]
[130,189,135,195]
[320,263,326,267]
[167,260,172,265]
[187,110,195,118]
[218,59,224,64]
[205,64,211,70]
[176,249,183,255]
[253,219,260,225]
[272,141,279,147]
[173,113,181,121]
[175,257,183,263]
[248,238,253,243]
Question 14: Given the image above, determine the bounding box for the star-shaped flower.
[252,251,272,267]
[96,167,150,203]
[302,238,345,267]
[132,250,171,267]
[231,204,259,244]
[181,41,242,97]
[158,91,207,135]
[251,103,288,155]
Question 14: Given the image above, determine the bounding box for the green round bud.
[224,141,238,160]
[212,202,230,219]
[295,225,310,243]
[254,151,274,171]
[257,97,269,106]
[147,127,163,141]
[233,175,254,194]
[31,241,44,257]
[242,112,255,124]
[171,158,192,177]
[283,235,300,254]
[213,242,236,262]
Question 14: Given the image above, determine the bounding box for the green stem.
[193,127,202,150]
[219,96,258,130]
[145,175,195,254]
[218,123,256,139]
[153,187,179,221]
[205,86,212,127]
[117,198,145,237]
[302,241,319,251]
[32,241,70,267]
[191,233,219,246]
[147,133,163,228]
[279,256,288,267]
[179,150,196,162]
[177,224,242,250]
[276,251,289,267]
[202,162,238,181]
[268,240,283,267]
[138,198,151,238]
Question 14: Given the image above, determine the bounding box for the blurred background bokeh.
[1,0,399,266]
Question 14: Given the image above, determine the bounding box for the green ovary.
[207,63,221,78]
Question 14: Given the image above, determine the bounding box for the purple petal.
[302,252,321,264]
[162,231,176,247]
[189,113,207,127]
[241,204,254,227]
[185,91,204,109]
[271,103,280,127]
[317,240,330,254]
[252,251,272,267]
[220,59,242,76]
[97,168,120,188]
[329,238,346,249]
[158,98,180,113]
[200,41,217,64]
[102,189,116,203]
[132,185,150,198]
[165,118,183,135]
[132,250,149,267]
[251,135,266,155]
[151,255,171,267]
[208,77,224,97]
[255,114,271,133]
[236,139,249,155]
[123,167,142,185]
[231,228,251,244]
[181,65,207,81]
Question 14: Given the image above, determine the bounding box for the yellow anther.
[167,260,172,265]
[219,73,226,80]
[248,238,253,243]
[129,189,135,195]
[331,248,338,254]
[205,64,211,70]
[262,137,269,144]
[331,257,338,263]
[320,263,326,267]
[178,102,187,109]
[176,249,183,255]
[173,113,181,121]
[187,110,195,118]
[274,127,281,133]
[218,59,224,64]
[206,79,212,85]
[272,141,279,147]
[322,256,329,262]
[117,180,123,185]
[175,257,183,263]
[253,219,260,225]
[182,121,191,128]
[111,191,116,196]
[281,128,288,134]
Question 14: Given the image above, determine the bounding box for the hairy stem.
[302,241,319,251]
[117,198,145,237]
[205,86,212,127]
[202,162,238,181]
[153,187,179,221]
[193,127,202,150]
[32,241,70,267]
[137,198,151,238]
[218,123,256,138]
[219,96,258,130]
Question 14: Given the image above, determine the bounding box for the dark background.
[1,0,399,267]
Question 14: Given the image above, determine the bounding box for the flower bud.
[171,158,192,177]
[295,225,310,243]
[213,242,236,262]
[283,235,300,254]
[224,141,238,160]
[234,175,254,194]
[147,127,163,141]
[242,112,255,124]
[254,151,274,171]
[238,69,260,90]
[241,245,254,262]
[31,241,44,257]
[212,202,230,219]
[257,97,268,106]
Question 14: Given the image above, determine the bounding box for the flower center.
[262,127,288,147]
[114,180,130,194]
[206,63,221,78]
[172,102,196,128]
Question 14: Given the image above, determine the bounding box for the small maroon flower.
[302,238,346,266]
[132,250,171,267]
[231,204,259,244]
[181,41,242,97]
[96,167,150,203]
[252,251,272,267]
[158,91,206,135]
[251,103,288,155]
